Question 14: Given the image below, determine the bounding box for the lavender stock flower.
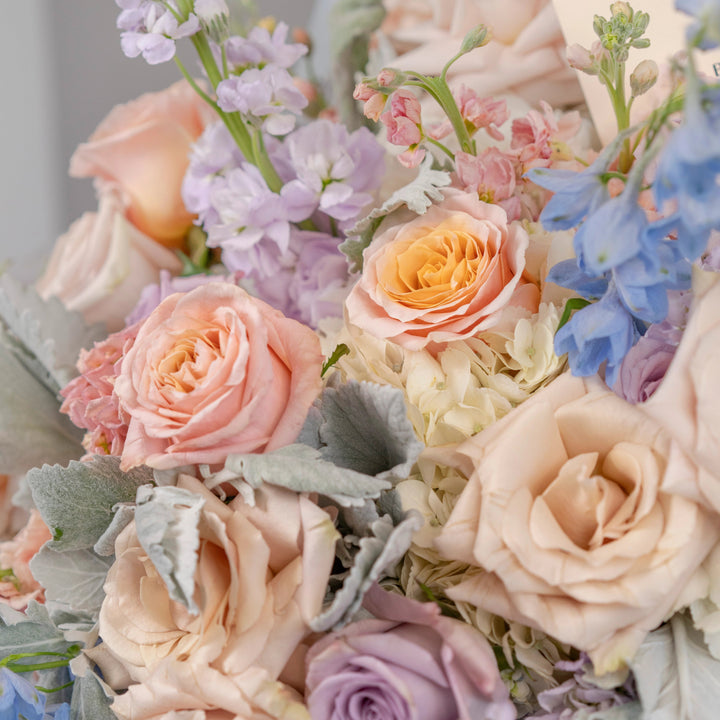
[224,22,307,69]
[116,0,199,64]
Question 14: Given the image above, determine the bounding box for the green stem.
[425,135,456,161]
[175,56,217,107]
[4,660,71,673]
[251,129,283,192]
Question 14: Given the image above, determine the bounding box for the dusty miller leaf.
[0,274,104,393]
[0,341,84,475]
[27,456,152,551]
[30,546,112,619]
[301,380,423,484]
[219,444,391,505]
[70,670,116,720]
[134,485,205,615]
[340,155,451,271]
[310,510,422,630]
[630,613,720,720]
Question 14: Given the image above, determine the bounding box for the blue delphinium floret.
[0,667,46,720]
[676,0,720,49]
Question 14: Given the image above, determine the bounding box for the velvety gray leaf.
[30,546,112,619]
[134,485,205,615]
[310,510,422,631]
[631,613,720,720]
[221,444,391,505]
[27,456,152,551]
[0,620,67,657]
[93,504,136,556]
[70,670,116,720]
[0,274,104,391]
[306,380,423,484]
[338,217,384,273]
[0,341,84,475]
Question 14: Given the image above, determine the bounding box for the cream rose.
[99,475,338,685]
[114,283,323,470]
[36,185,182,332]
[344,190,539,350]
[70,80,211,246]
[377,0,583,109]
[434,373,719,673]
[643,276,720,514]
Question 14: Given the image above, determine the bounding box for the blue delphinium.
[676,0,720,49]
[0,667,46,720]
[44,702,70,720]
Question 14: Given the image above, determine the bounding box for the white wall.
[0,0,315,282]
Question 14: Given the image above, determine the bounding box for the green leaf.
[301,380,423,484]
[27,456,152,552]
[322,343,350,377]
[30,547,113,619]
[0,274,104,393]
[0,342,84,475]
[630,613,720,720]
[219,444,391,506]
[70,670,116,720]
[134,485,205,615]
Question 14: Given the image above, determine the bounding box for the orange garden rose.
[434,373,719,673]
[344,189,539,350]
[70,80,212,247]
[114,283,324,470]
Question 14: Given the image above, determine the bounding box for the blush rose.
[99,475,338,684]
[70,80,212,247]
[434,373,719,673]
[305,584,515,720]
[114,282,324,470]
[344,189,539,350]
[36,186,182,332]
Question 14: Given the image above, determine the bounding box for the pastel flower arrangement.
[3,0,720,718]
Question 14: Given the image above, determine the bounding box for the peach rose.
[0,510,51,610]
[434,373,719,673]
[36,186,182,332]
[114,283,323,470]
[112,662,310,720]
[99,475,338,685]
[70,80,211,247]
[643,277,720,514]
[378,0,583,109]
[344,189,539,350]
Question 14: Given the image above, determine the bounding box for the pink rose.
[100,476,338,685]
[36,186,182,332]
[114,282,324,470]
[434,373,719,673]
[0,511,52,611]
[378,0,583,108]
[643,277,720,514]
[305,584,515,720]
[344,189,539,350]
[70,80,212,247]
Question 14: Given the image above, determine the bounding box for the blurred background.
[0,1,314,280]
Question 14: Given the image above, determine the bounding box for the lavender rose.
[305,585,514,720]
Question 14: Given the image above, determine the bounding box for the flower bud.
[459,24,490,54]
[566,43,594,71]
[377,68,397,87]
[194,0,230,43]
[630,58,658,97]
[611,2,632,19]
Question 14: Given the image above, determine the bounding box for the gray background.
[0,1,314,280]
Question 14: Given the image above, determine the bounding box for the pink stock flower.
[353,82,387,121]
[114,282,324,470]
[60,323,140,457]
[0,511,52,611]
[376,68,398,87]
[455,87,509,140]
[398,145,426,168]
[381,89,423,146]
[511,101,581,168]
[456,149,522,221]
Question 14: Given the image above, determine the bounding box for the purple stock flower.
[282,120,385,224]
[216,66,308,135]
[116,1,199,64]
[224,22,307,69]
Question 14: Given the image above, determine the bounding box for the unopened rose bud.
[630,58,658,97]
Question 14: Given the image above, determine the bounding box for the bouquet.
[1,0,720,718]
